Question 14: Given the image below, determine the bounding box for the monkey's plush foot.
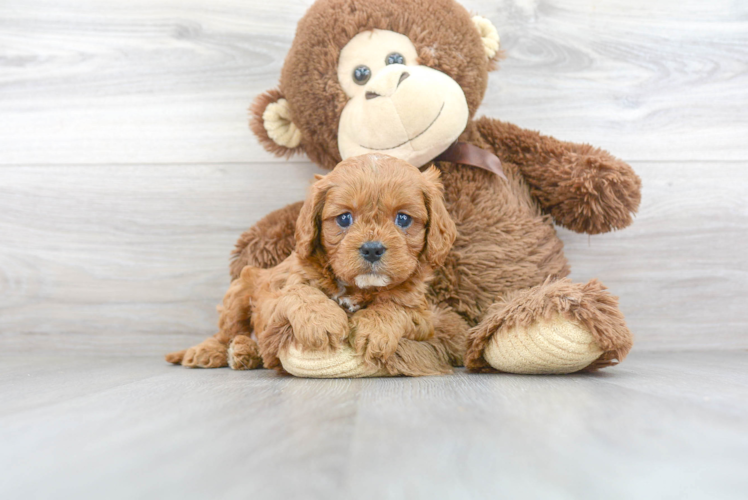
[166,337,228,368]
[227,335,263,370]
[482,315,603,374]
[465,278,633,374]
[279,343,390,378]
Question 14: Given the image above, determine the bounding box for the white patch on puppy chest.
[355,274,391,289]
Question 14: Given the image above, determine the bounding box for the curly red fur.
[167,154,461,373]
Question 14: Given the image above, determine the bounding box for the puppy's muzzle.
[359,241,386,263]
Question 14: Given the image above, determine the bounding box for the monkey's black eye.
[395,213,412,229]
[353,66,371,85]
[385,53,405,65]
[336,213,353,228]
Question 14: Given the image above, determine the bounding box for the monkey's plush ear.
[471,16,501,61]
[250,88,304,157]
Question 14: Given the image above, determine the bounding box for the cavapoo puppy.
[166,154,457,372]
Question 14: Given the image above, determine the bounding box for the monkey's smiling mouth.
[358,102,445,151]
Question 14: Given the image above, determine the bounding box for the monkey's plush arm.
[474,117,642,234]
[230,201,303,279]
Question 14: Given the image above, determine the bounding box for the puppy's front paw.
[179,338,228,368]
[228,335,263,370]
[351,313,400,365]
[290,301,349,352]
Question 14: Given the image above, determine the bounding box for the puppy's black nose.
[360,241,386,263]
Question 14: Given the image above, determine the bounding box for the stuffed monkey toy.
[174,0,641,376]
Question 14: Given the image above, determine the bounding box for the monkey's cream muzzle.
[336,30,470,168]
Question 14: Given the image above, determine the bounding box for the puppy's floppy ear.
[295,175,331,259]
[421,166,457,268]
[250,88,304,158]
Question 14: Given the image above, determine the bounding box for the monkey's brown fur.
[230,0,640,373]
[167,155,461,373]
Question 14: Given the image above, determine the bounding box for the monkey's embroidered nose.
[365,69,411,99]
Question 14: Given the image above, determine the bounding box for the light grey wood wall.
[1,0,746,354]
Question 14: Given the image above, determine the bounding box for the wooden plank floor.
[2,351,747,500]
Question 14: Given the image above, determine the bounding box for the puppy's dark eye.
[336,212,353,228]
[386,53,405,65]
[353,66,371,85]
[395,213,412,228]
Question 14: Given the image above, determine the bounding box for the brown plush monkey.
[173,0,641,375]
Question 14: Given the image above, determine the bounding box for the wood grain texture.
[563,162,748,350]
[1,162,746,353]
[0,163,324,353]
[1,351,747,499]
[0,0,746,164]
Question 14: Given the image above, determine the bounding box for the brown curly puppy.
[166,154,457,372]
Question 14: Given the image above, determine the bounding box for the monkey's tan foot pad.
[484,314,603,374]
[279,343,391,378]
